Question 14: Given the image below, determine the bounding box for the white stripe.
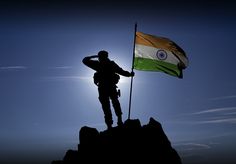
[135,44,179,65]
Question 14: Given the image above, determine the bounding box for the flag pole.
[128,23,137,120]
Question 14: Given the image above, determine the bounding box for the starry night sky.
[0,0,236,163]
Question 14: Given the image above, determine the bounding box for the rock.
[52,117,182,164]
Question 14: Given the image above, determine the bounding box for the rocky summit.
[52,117,182,164]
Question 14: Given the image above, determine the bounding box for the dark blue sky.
[1,0,236,163]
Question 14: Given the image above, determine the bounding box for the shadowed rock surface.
[52,117,182,164]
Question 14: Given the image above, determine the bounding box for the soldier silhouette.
[83,50,134,129]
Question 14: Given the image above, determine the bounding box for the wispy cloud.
[223,112,236,115]
[174,142,211,151]
[48,66,73,69]
[197,118,236,124]
[176,107,236,117]
[191,107,236,115]
[176,107,236,124]
[0,66,27,70]
[42,76,91,81]
[173,142,212,159]
[210,95,236,101]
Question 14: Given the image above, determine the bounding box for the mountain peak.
[52,117,182,164]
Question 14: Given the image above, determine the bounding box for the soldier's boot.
[117,115,123,127]
[105,116,113,130]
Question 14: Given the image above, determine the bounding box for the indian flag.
[134,31,188,78]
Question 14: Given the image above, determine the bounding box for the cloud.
[176,107,236,124]
[223,112,236,115]
[191,107,236,115]
[173,142,212,159]
[182,143,211,149]
[174,142,211,151]
[48,66,73,69]
[197,118,236,124]
[210,95,236,101]
[0,66,27,70]
[176,107,236,117]
[42,76,91,81]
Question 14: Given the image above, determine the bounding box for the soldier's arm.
[82,55,99,71]
[113,62,134,77]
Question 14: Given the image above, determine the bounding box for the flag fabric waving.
[134,31,188,78]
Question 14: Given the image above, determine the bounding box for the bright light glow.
[119,76,130,84]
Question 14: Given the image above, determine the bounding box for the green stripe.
[134,57,182,78]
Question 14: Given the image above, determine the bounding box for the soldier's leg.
[98,88,113,129]
[110,87,123,126]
